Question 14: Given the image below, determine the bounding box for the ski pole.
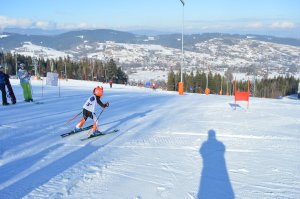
[96,108,105,122]
[65,111,82,126]
[86,109,105,135]
[29,76,34,98]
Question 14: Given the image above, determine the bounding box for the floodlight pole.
[64,62,67,80]
[178,0,185,95]
[180,0,184,82]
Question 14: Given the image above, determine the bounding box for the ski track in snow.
[0,79,300,199]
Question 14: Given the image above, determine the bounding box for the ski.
[80,129,119,141]
[60,125,93,137]
[5,76,16,104]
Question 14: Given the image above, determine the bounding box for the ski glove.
[104,102,109,108]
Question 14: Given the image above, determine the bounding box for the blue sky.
[0,0,299,37]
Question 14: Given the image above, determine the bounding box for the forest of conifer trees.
[0,52,128,84]
[1,51,299,99]
[167,70,299,99]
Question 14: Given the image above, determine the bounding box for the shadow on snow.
[197,129,235,199]
[0,110,151,199]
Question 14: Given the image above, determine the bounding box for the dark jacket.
[0,71,8,84]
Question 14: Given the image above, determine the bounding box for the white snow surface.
[0,79,300,199]
[0,34,9,39]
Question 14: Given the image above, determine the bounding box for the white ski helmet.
[20,63,25,68]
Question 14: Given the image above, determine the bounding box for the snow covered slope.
[0,79,299,199]
[12,42,72,60]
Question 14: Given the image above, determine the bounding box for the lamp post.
[92,59,95,81]
[64,62,67,81]
[178,0,185,95]
[33,58,38,79]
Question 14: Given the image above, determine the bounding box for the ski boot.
[91,130,104,136]
[73,127,82,133]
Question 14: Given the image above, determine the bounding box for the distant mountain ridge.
[1,29,300,52]
[1,28,300,81]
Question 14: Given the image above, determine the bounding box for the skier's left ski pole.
[96,108,105,122]
[85,109,105,135]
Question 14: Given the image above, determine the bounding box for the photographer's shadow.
[197,130,235,199]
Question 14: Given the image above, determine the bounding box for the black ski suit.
[0,71,8,105]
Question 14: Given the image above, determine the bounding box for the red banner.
[234,80,250,109]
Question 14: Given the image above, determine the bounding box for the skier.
[0,65,9,105]
[18,63,33,102]
[74,86,109,136]
[152,82,157,90]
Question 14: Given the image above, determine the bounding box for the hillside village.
[1,31,300,83]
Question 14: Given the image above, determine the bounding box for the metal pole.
[64,111,83,126]
[34,59,37,77]
[96,108,105,123]
[92,59,95,81]
[178,0,185,95]
[42,75,44,97]
[180,0,184,82]
[220,76,223,94]
[206,73,208,88]
[64,61,67,81]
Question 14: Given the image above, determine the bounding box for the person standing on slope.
[74,86,109,136]
[0,65,9,106]
[18,63,33,102]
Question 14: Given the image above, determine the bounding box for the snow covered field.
[0,79,299,199]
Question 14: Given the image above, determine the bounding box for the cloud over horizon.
[0,15,299,38]
[270,21,295,29]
